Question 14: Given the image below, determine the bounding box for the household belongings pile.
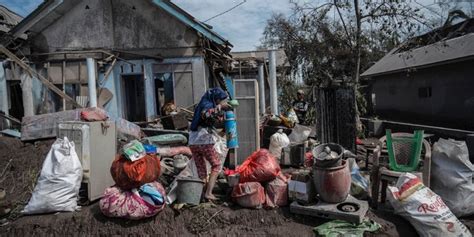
[100,140,165,220]
[226,149,289,209]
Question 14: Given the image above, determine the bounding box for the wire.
[203,0,247,22]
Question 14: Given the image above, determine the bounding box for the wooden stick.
[0,113,21,124]
[0,159,12,178]
[0,45,83,108]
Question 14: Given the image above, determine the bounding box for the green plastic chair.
[385,129,424,172]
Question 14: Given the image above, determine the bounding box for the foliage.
[261,0,432,117]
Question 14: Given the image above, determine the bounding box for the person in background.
[189,88,229,201]
[293,89,308,125]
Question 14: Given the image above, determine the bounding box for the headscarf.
[190,87,228,131]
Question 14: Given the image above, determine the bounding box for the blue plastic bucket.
[224,111,239,148]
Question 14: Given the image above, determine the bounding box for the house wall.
[372,60,474,130]
[30,0,201,57]
[111,56,207,121]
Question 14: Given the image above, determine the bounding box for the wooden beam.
[62,60,66,111]
[0,45,83,108]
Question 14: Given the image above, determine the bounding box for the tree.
[261,0,432,125]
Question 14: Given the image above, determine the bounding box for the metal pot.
[312,143,343,168]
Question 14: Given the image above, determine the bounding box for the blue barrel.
[224,111,239,148]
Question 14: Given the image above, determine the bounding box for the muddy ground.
[0,136,472,236]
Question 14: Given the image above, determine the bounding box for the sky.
[0,0,472,51]
[0,0,295,51]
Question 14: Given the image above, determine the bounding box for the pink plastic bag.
[265,173,289,208]
[236,149,281,183]
[80,107,109,121]
[99,181,166,220]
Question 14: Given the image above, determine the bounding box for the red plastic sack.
[265,173,289,208]
[304,152,314,168]
[236,149,280,183]
[80,107,109,121]
[111,154,161,190]
[231,182,265,208]
[100,181,166,220]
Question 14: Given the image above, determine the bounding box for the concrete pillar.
[0,62,8,115]
[268,50,278,115]
[20,72,34,117]
[86,58,97,107]
[257,62,266,115]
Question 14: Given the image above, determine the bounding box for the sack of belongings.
[100,181,166,220]
[236,149,281,183]
[231,182,265,209]
[431,138,474,217]
[111,154,161,190]
[23,137,83,214]
[268,130,290,160]
[348,158,369,199]
[387,173,472,237]
[264,173,289,208]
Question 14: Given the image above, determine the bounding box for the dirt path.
[1,201,421,236]
[0,136,472,236]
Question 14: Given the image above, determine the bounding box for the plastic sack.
[100,181,166,220]
[143,134,188,146]
[264,173,289,208]
[111,154,161,190]
[122,140,146,162]
[287,109,299,124]
[269,131,290,160]
[23,137,83,214]
[348,158,369,199]
[313,219,381,237]
[213,133,228,170]
[387,173,471,237]
[236,149,281,183]
[231,182,265,208]
[304,152,314,168]
[288,124,311,143]
[269,131,290,158]
[431,138,474,217]
[156,146,192,157]
[80,107,109,121]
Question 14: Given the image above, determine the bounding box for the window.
[418,87,432,98]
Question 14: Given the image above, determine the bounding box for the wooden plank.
[0,45,83,108]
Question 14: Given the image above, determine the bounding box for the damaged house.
[0,0,232,125]
[361,17,474,132]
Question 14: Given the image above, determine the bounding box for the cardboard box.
[288,170,316,204]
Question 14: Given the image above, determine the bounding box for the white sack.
[387,173,471,237]
[431,138,474,217]
[269,131,290,160]
[23,137,83,214]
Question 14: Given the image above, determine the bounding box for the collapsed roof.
[361,18,474,78]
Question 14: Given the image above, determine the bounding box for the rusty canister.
[312,159,351,203]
